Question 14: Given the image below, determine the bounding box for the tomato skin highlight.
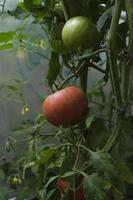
[62,16,99,49]
[42,86,88,127]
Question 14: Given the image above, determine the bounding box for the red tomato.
[56,178,70,193]
[42,86,88,127]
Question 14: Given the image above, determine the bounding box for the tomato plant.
[1,0,133,200]
[62,16,99,49]
[43,86,88,127]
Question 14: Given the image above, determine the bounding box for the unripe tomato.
[62,16,99,49]
[42,86,88,127]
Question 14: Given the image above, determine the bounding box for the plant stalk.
[79,63,88,93]
[122,0,133,104]
[103,112,124,152]
[107,0,123,109]
[60,0,69,21]
[103,0,125,152]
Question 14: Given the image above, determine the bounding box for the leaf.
[24,149,56,171]
[0,43,13,50]
[0,170,5,180]
[0,32,15,42]
[83,174,111,200]
[61,171,76,178]
[86,118,107,149]
[60,154,75,175]
[90,151,115,175]
[90,151,126,194]
[114,159,133,184]
[45,176,58,188]
[8,85,17,91]
[38,148,56,165]
[47,52,61,86]
[97,6,114,32]
[51,40,67,53]
[85,114,94,128]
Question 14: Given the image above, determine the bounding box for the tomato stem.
[103,0,125,152]
[60,0,69,21]
[79,63,88,93]
[122,1,133,105]
[107,0,123,109]
[103,112,124,152]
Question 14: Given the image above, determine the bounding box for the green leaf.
[90,151,115,175]
[114,159,133,184]
[85,114,94,128]
[0,32,15,42]
[60,154,75,175]
[47,52,61,86]
[38,148,56,165]
[8,85,17,91]
[86,118,107,149]
[61,171,76,178]
[24,149,56,171]
[0,170,5,180]
[97,6,114,32]
[45,176,58,188]
[0,43,13,50]
[83,174,111,200]
[90,151,126,194]
[51,40,67,53]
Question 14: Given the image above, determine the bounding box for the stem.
[103,0,125,152]
[60,62,84,89]
[80,63,88,93]
[0,0,6,15]
[125,0,133,51]
[122,0,133,104]
[121,58,129,105]
[79,49,107,61]
[89,62,106,74]
[103,112,124,152]
[60,0,69,21]
[107,0,123,109]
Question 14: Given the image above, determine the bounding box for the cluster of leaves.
[0,0,133,200]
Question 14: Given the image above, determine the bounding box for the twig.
[0,0,6,16]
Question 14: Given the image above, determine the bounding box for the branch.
[0,0,6,16]
[79,49,107,61]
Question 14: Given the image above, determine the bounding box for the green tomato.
[62,16,99,49]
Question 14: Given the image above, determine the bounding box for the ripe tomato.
[62,16,99,49]
[42,86,88,127]
[56,178,70,193]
